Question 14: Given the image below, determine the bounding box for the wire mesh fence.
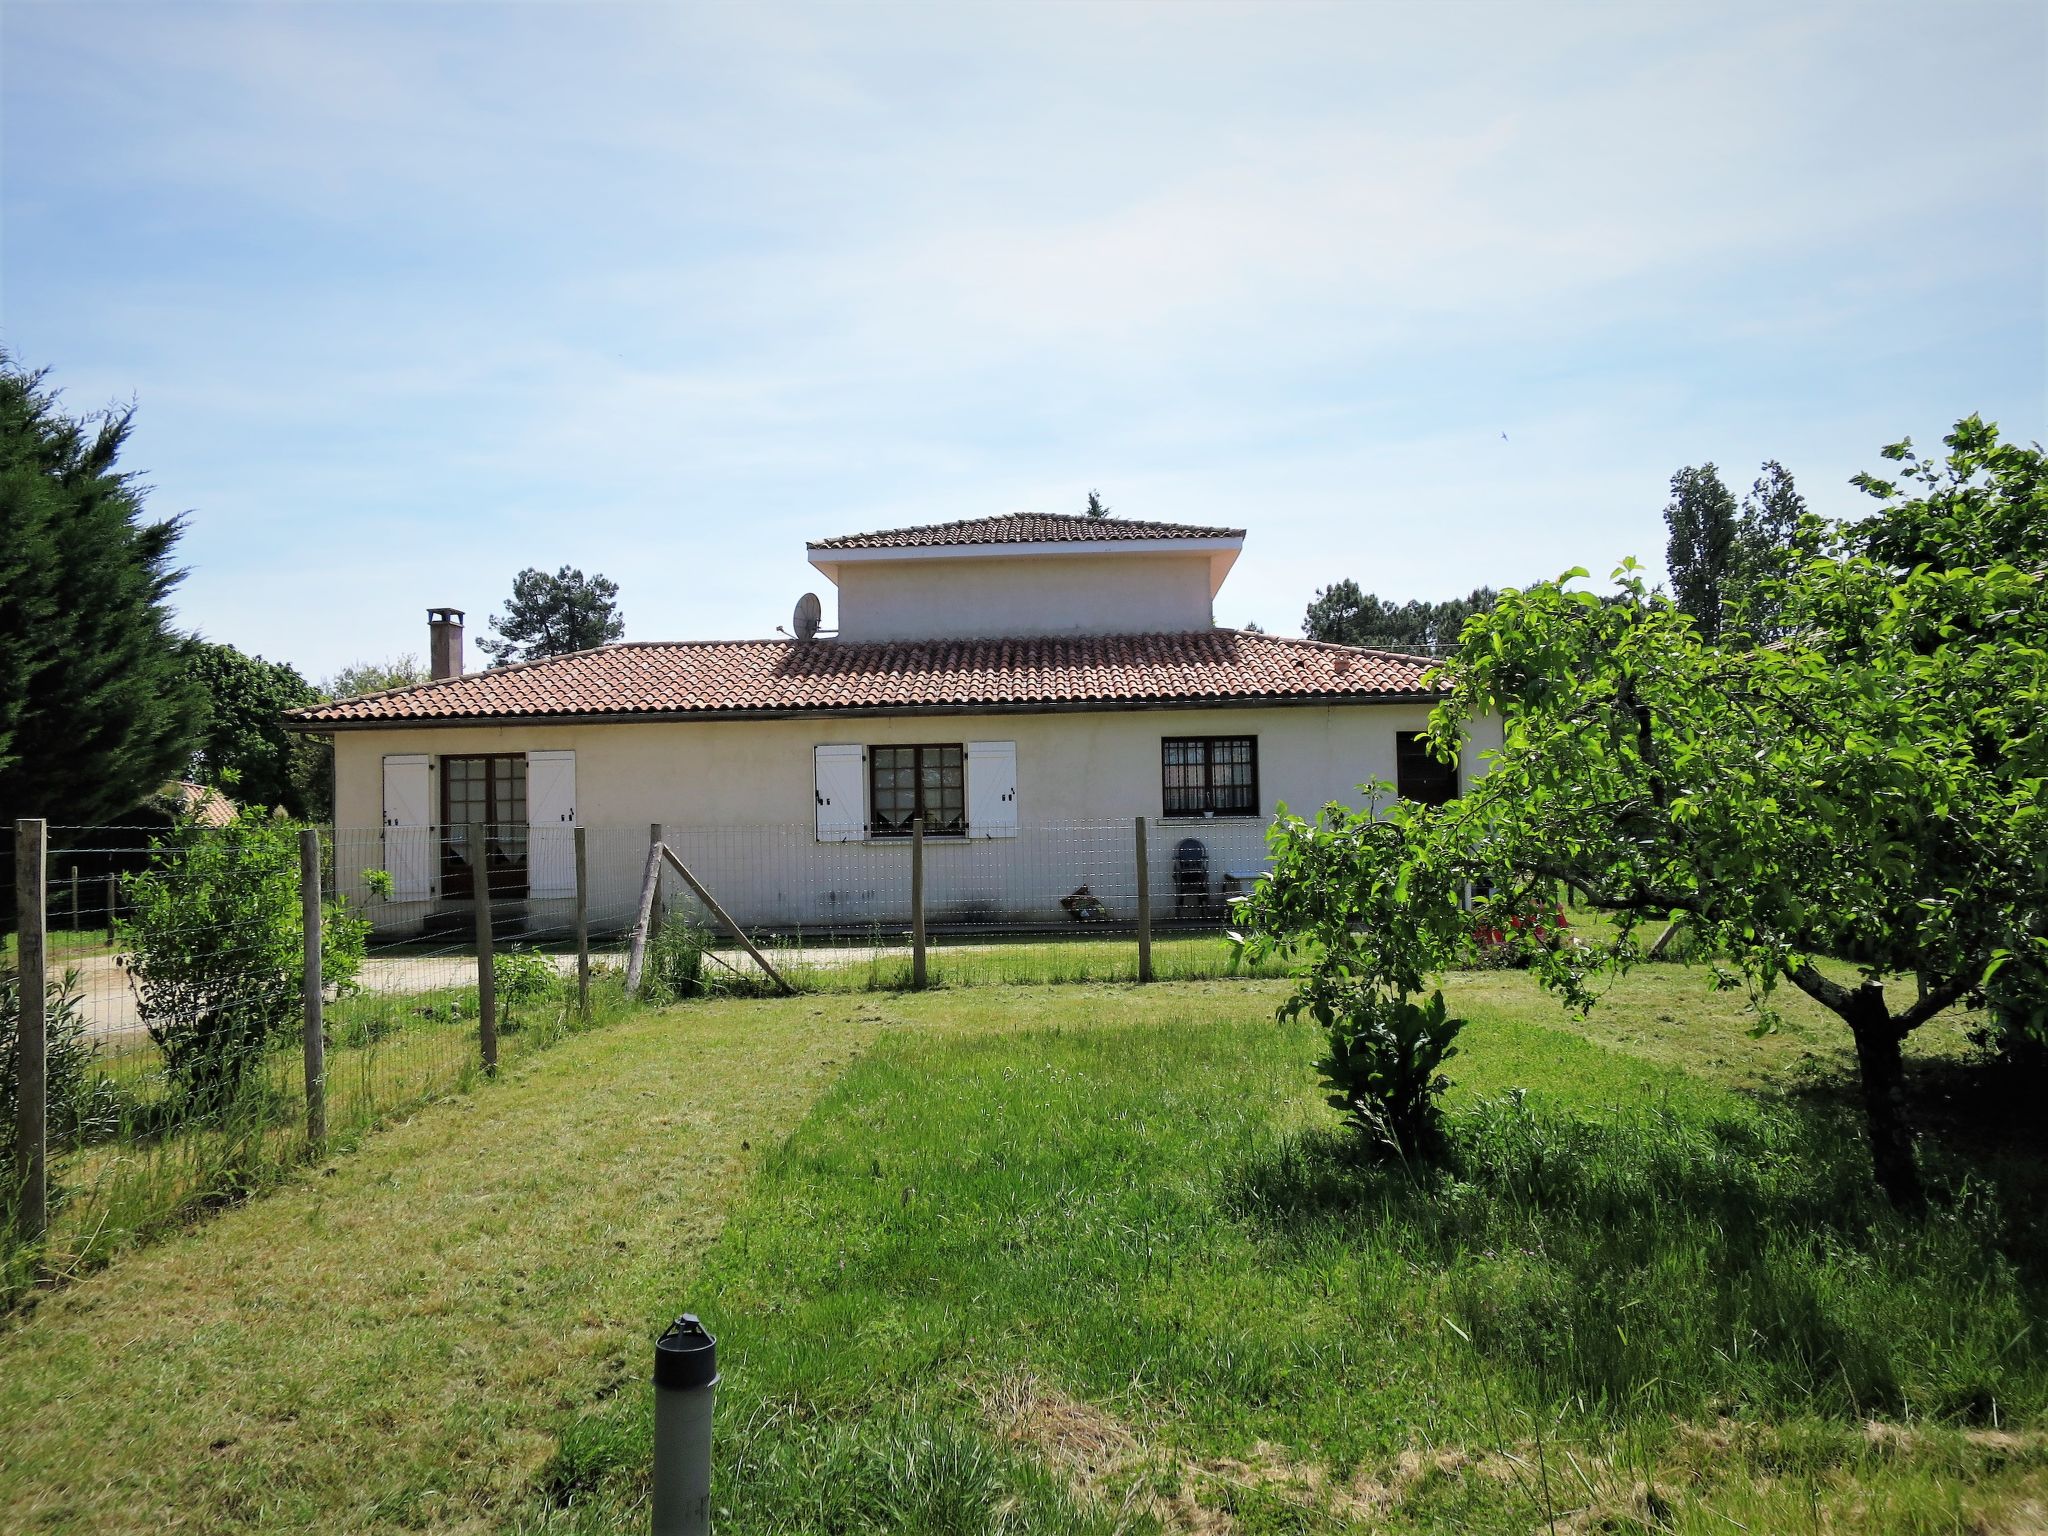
[4,814,1284,1302]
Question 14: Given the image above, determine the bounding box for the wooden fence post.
[1135,816,1153,983]
[624,825,663,998]
[13,818,48,1241]
[68,865,78,937]
[470,821,498,1075]
[104,871,117,946]
[910,817,927,989]
[573,826,590,1018]
[298,828,327,1153]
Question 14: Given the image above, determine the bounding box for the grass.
[3,970,638,1306]
[2,971,2041,1533]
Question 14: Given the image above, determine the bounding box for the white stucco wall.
[829,552,1216,641]
[325,703,1500,935]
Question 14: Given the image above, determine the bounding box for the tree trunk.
[1846,989,1925,1212]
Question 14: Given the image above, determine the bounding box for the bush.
[123,811,366,1108]
[1310,988,1463,1157]
[0,965,98,1147]
[495,946,558,1035]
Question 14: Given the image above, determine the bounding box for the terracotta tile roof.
[289,631,1439,726]
[810,512,1243,550]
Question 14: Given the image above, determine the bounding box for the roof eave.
[285,687,1444,732]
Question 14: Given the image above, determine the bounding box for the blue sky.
[4,1,2042,681]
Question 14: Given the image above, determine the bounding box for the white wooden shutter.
[526,750,577,897]
[815,744,865,842]
[966,741,1018,838]
[381,754,433,900]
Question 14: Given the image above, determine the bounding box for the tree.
[1302,581,1497,654]
[1083,490,1111,519]
[0,357,204,826]
[1663,463,1739,641]
[125,808,365,1106]
[477,566,624,665]
[1666,459,1819,642]
[1246,417,2047,1210]
[323,654,427,700]
[185,641,329,819]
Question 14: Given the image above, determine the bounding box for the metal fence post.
[470,821,498,1075]
[13,818,48,1240]
[299,828,327,1153]
[573,826,590,1018]
[910,816,927,989]
[68,865,78,936]
[1135,815,1153,983]
[104,870,117,946]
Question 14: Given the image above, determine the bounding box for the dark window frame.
[867,743,968,839]
[1160,735,1260,819]
[1394,731,1460,807]
[439,753,530,900]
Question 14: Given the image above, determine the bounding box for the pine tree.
[477,566,625,665]
[0,356,204,826]
[1083,490,1111,519]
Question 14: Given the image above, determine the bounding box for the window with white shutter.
[966,741,1018,838]
[381,755,434,899]
[526,750,577,896]
[815,744,865,842]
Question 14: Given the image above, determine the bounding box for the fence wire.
[5,816,1283,1301]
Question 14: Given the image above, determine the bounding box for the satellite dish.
[792,592,823,641]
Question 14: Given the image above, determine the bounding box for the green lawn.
[2,974,2042,1534]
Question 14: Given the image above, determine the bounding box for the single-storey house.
[288,514,1496,936]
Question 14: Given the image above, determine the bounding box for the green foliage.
[642,914,717,1003]
[1082,488,1110,518]
[184,640,329,819]
[0,966,97,1151]
[1664,458,1819,642]
[1663,462,1740,641]
[1312,989,1462,1155]
[495,947,558,1033]
[1238,794,1473,1156]
[1263,419,2047,1207]
[123,811,367,1106]
[0,354,205,826]
[1301,578,1497,654]
[477,565,623,665]
[321,654,427,700]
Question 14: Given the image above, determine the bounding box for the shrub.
[495,946,558,1035]
[0,965,98,1147]
[1310,988,1463,1156]
[1236,794,1474,1159]
[123,811,366,1108]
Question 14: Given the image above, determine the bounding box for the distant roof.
[809,512,1244,551]
[289,630,1438,728]
[158,781,238,827]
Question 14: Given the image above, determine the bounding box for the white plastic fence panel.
[966,740,1018,838]
[381,754,434,900]
[815,744,866,842]
[527,750,577,897]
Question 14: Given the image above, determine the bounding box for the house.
[287,514,1497,935]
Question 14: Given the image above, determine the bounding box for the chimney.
[429,607,465,680]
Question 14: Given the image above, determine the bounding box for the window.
[1395,731,1459,806]
[1162,736,1258,818]
[440,754,529,899]
[869,744,966,837]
